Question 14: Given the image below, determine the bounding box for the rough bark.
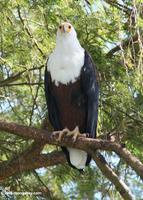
[0,120,143,181]
[0,120,143,200]
[0,121,143,179]
[1,145,135,200]
[0,149,65,181]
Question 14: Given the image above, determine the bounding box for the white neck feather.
[47,32,84,86]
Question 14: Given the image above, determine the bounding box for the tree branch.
[0,65,44,87]
[0,120,137,199]
[17,5,44,57]
[0,120,143,181]
[93,153,135,200]
[106,34,139,57]
[0,149,65,181]
[104,0,132,14]
[0,141,134,199]
[0,82,43,87]
[1,146,135,200]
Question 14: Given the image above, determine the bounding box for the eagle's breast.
[47,49,84,86]
[51,78,87,132]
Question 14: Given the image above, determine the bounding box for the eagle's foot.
[67,126,86,142]
[53,128,69,141]
[53,127,86,142]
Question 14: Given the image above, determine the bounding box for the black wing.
[44,63,62,131]
[81,51,99,138]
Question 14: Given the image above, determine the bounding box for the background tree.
[0,0,143,199]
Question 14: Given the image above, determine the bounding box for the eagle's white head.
[48,22,84,86]
[56,22,80,51]
[57,22,76,38]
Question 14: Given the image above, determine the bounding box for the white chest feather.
[47,47,84,86]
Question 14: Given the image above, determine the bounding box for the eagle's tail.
[68,148,87,169]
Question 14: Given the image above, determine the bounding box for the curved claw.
[53,128,69,141]
[53,126,86,142]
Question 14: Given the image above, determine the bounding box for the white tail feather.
[68,148,87,169]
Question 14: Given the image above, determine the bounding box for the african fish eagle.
[44,22,99,170]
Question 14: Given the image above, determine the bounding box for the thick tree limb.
[0,120,143,181]
[0,130,65,199]
[93,153,135,200]
[0,149,65,181]
[0,145,134,199]
[0,120,137,199]
[0,142,65,199]
[0,146,134,200]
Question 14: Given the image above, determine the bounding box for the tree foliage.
[0,0,143,199]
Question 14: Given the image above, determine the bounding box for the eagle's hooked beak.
[63,25,66,33]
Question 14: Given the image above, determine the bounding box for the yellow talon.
[53,126,86,142]
[53,128,69,141]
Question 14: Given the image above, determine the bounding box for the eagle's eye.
[68,25,71,29]
[59,25,62,29]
